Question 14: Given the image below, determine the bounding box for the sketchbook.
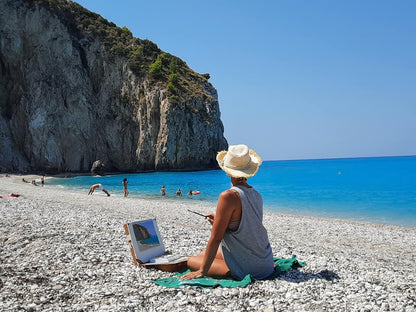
[124,219,188,271]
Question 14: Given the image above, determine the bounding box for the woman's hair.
[123,178,127,181]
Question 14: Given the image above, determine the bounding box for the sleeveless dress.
[221,185,274,280]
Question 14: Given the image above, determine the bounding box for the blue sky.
[75,0,415,161]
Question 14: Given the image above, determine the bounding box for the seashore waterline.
[48,156,416,228]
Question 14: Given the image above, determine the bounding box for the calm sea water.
[48,156,416,227]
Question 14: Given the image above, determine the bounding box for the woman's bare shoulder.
[219,189,240,201]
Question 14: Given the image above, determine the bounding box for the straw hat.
[216,144,262,178]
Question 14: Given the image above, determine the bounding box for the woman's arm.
[181,190,240,280]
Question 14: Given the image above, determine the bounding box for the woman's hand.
[205,213,215,225]
[180,269,204,281]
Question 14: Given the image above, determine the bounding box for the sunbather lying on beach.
[0,193,20,198]
[181,144,274,281]
[88,183,110,196]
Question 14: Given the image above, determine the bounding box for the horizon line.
[264,154,416,162]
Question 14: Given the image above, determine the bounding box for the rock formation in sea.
[0,0,228,173]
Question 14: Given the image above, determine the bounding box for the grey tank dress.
[221,185,274,280]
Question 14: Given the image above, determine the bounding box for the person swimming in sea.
[160,185,166,196]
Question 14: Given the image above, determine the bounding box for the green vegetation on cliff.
[30,0,214,107]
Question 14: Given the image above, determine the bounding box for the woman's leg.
[187,249,230,278]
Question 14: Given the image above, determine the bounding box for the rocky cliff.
[0,0,228,173]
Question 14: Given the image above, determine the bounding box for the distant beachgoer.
[160,185,166,196]
[176,188,182,196]
[188,190,193,195]
[181,144,273,281]
[31,180,38,186]
[88,183,110,196]
[41,175,45,187]
[123,178,129,197]
[0,193,20,198]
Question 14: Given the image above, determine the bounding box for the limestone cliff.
[0,0,228,173]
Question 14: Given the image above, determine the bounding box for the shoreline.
[1,175,415,311]
[4,173,413,229]
[15,173,415,229]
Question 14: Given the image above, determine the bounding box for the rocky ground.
[1,175,415,311]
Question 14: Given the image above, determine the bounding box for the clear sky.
[75,0,415,161]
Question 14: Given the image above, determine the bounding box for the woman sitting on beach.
[181,144,274,281]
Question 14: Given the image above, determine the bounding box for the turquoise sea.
[49,156,416,227]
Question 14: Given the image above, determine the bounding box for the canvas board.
[125,218,188,265]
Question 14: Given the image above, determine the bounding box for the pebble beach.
[1,175,415,312]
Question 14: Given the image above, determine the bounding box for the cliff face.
[0,0,228,173]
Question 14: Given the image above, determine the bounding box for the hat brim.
[216,149,262,178]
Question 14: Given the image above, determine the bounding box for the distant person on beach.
[41,175,45,187]
[122,178,129,197]
[160,185,166,196]
[88,183,110,196]
[176,188,182,196]
[188,190,193,195]
[181,144,274,281]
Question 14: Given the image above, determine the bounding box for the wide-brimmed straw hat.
[216,144,262,178]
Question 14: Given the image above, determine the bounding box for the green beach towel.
[153,255,306,288]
